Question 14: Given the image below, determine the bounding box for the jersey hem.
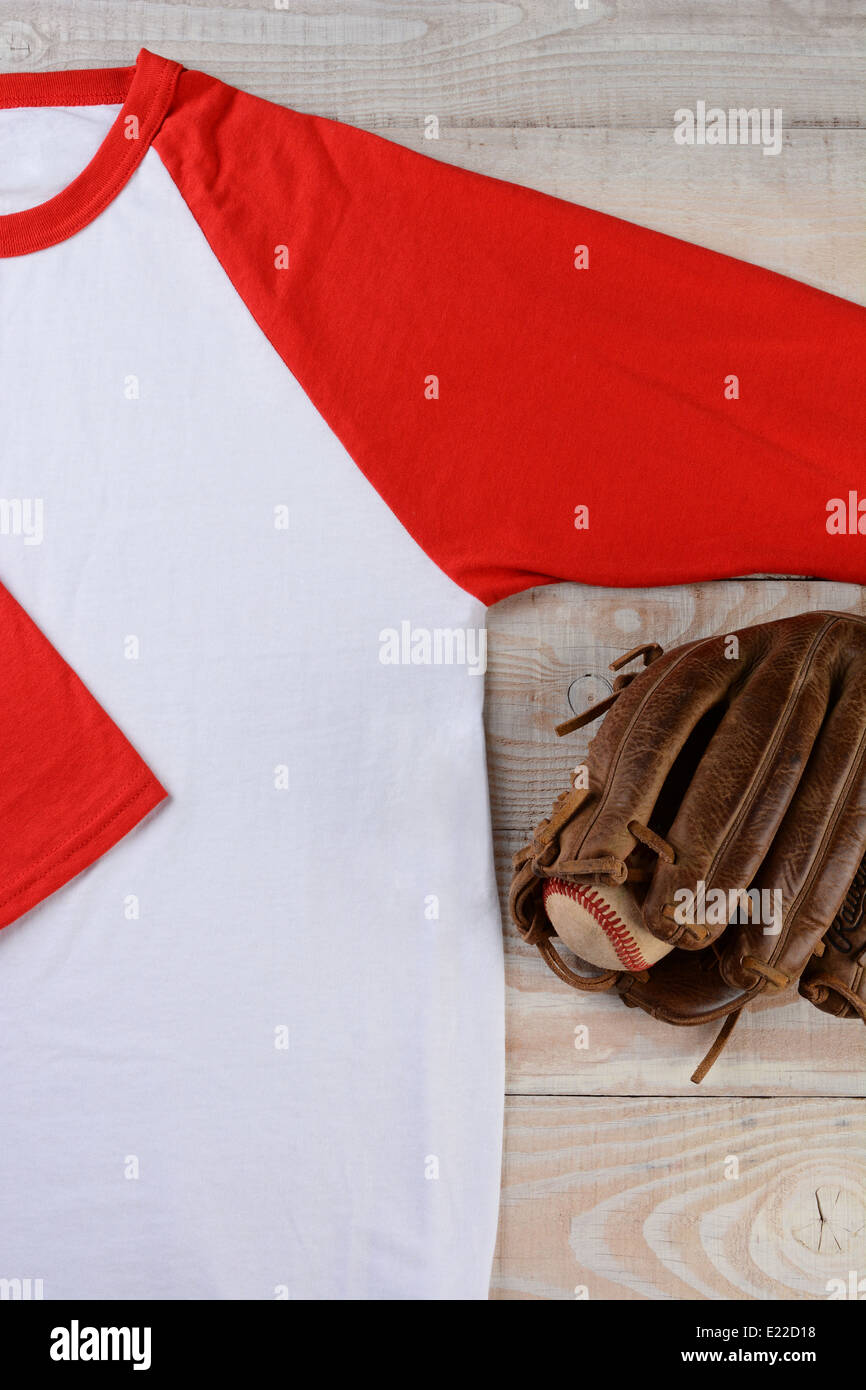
[0,771,167,929]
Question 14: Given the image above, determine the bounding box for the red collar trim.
[0,49,181,257]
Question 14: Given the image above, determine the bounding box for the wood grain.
[492,1095,866,1299]
[2,1,862,129]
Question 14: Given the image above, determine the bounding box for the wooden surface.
[497,1096,866,1300]
[2,1,863,1301]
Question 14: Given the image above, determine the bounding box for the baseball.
[542,877,673,973]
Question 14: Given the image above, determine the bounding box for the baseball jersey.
[0,48,864,1301]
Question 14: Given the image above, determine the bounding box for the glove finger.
[799,850,866,1018]
[572,634,755,879]
[509,853,550,943]
[643,614,846,947]
[718,673,866,999]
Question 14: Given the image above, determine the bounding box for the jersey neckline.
[0,48,181,257]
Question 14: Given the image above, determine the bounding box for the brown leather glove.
[510,610,866,1081]
[800,861,866,1019]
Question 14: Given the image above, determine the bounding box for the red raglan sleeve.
[0,580,166,930]
[155,66,866,606]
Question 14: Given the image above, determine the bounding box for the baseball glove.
[510,610,866,1081]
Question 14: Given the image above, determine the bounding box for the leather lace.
[691,1010,742,1084]
[800,975,866,1021]
[554,643,663,737]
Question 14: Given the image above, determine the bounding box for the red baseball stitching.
[543,878,649,972]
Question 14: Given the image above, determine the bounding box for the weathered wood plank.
[492,1095,866,1299]
[1,1,863,128]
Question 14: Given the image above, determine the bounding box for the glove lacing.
[799,976,866,1020]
